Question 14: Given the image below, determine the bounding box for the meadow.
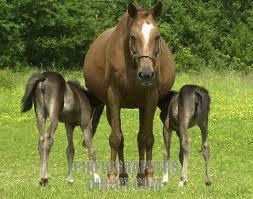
[0,69,252,198]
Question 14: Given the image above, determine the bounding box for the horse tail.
[194,86,211,114]
[21,73,45,112]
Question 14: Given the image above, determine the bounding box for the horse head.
[128,1,163,87]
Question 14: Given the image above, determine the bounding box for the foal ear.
[152,1,163,19]
[128,2,137,18]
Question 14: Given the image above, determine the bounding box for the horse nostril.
[138,71,155,81]
[150,71,155,79]
[138,72,144,79]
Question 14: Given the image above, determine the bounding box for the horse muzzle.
[137,66,155,87]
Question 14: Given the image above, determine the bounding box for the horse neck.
[110,15,132,61]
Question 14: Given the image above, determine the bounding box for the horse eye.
[130,35,136,42]
[155,35,161,41]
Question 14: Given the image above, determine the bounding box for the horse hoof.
[136,173,145,186]
[161,182,167,187]
[94,173,101,184]
[119,173,129,185]
[66,175,74,184]
[162,175,168,185]
[68,181,74,185]
[145,168,153,187]
[146,177,153,187]
[178,180,187,187]
[205,180,212,186]
[39,178,48,186]
[67,179,74,185]
[107,172,117,185]
[107,179,117,189]
[161,181,168,187]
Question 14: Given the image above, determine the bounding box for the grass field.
[0,68,252,198]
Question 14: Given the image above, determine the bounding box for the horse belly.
[119,87,150,108]
[84,66,107,102]
[120,95,146,108]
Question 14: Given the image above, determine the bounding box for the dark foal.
[158,85,211,186]
[21,72,103,185]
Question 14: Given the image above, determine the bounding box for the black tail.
[195,86,211,113]
[21,73,45,112]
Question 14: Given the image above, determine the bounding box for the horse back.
[177,85,210,128]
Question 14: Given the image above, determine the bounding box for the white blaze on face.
[141,22,154,47]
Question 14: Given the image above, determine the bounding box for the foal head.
[128,1,163,87]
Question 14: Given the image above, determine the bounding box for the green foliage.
[0,0,252,71]
[0,1,25,67]
[159,0,253,71]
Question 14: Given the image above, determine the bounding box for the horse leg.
[118,133,128,185]
[162,125,172,185]
[139,101,157,186]
[107,88,122,184]
[199,120,211,186]
[178,121,190,187]
[65,124,75,184]
[136,108,146,186]
[34,100,46,184]
[107,106,128,185]
[41,110,58,185]
[81,125,101,184]
[176,131,183,167]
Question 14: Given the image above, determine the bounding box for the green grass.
[0,68,252,198]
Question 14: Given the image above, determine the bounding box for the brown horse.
[21,72,103,185]
[83,1,176,185]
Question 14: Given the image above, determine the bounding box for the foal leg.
[34,103,46,184]
[199,120,211,186]
[178,121,190,187]
[162,126,172,185]
[65,124,75,184]
[176,131,183,167]
[81,125,101,184]
[40,112,59,185]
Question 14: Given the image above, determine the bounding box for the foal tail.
[21,73,45,112]
[194,86,211,113]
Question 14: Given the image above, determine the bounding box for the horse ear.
[128,2,137,18]
[152,1,163,19]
